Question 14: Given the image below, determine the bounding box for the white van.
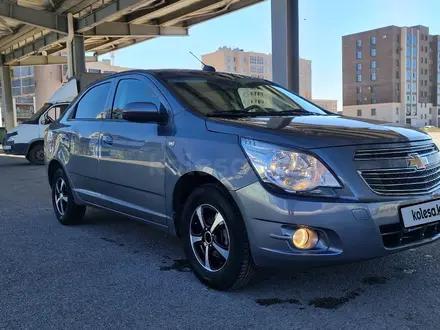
[2,73,106,164]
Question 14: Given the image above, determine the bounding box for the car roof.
[93,69,268,83]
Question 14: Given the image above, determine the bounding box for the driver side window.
[44,104,68,123]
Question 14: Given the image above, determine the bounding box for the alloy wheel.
[36,149,44,162]
[189,204,230,272]
[54,177,68,216]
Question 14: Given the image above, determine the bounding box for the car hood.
[205,115,432,148]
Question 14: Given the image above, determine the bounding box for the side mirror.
[122,102,168,124]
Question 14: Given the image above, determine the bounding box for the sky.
[101,0,440,111]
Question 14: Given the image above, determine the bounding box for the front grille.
[354,143,438,160]
[380,222,440,248]
[360,162,440,195]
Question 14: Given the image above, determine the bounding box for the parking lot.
[1,152,440,330]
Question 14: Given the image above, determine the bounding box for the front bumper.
[232,182,440,267]
[2,135,27,156]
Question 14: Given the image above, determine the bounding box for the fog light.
[292,228,319,249]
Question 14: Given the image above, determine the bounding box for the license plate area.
[400,199,440,228]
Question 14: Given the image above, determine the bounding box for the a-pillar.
[1,66,16,130]
[271,0,299,92]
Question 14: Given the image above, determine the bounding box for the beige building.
[0,59,129,125]
[202,47,312,100]
[313,99,338,113]
[342,25,440,127]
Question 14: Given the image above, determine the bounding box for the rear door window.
[74,83,111,119]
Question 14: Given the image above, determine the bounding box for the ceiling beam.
[55,0,100,14]
[4,32,66,64]
[183,0,265,27]
[83,22,188,37]
[125,0,181,24]
[76,0,156,32]
[0,1,68,34]
[156,0,221,25]
[9,55,97,66]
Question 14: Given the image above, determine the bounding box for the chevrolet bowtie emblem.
[408,153,428,170]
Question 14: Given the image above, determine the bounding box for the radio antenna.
[190,51,216,72]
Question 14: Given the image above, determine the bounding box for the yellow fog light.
[292,228,319,249]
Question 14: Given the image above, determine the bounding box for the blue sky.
[103,0,439,111]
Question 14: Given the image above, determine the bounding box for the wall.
[343,102,401,123]
[34,65,63,110]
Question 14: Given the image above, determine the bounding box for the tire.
[28,143,44,165]
[51,168,86,225]
[181,183,256,290]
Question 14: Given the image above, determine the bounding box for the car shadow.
[78,206,428,307]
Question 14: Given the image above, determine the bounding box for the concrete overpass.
[0,0,299,130]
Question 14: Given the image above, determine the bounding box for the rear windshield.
[161,75,328,116]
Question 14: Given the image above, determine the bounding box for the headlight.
[241,138,341,193]
[6,132,17,142]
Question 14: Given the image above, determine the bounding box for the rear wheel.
[28,143,44,165]
[51,168,86,225]
[181,184,255,290]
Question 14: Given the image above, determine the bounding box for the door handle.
[102,134,113,145]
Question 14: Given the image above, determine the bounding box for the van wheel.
[51,168,86,225]
[28,143,44,165]
[181,184,255,290]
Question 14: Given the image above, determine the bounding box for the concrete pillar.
[1,66,16,130]
[271,0,299,92]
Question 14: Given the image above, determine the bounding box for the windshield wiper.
[206,110,271,117]
[269,109,317,116]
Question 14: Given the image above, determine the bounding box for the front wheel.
[181,184,255,290]
[28,143,44,165]
[51,168,86,225]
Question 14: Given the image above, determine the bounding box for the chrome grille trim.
[354,143,438,160]
[359,161,440,195]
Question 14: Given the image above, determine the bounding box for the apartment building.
[342,25,440,127]
[0,60,128,125]
[202,47,312,100]
[313,99,338,113]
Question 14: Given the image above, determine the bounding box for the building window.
[371,61,376,69]
[227,65,231,72]
[250,56,256,64]
[396,71,400,79]
[357,63,362,71]
[396,83,400,90]
[406,58,411,69]
[370,36,376,45]
[396,59,400,67]
[412,72,416,80]
[356,39,362,47]
[227,57,231,63]
[396,107,399,115]
[406,70,411,80]
[371,72,376,81]
[429,108,432,114]
[425,58,427,64]
[371,108,376,116]
[356,74,362,82]
[412,47,417,57]
[406,118,411,124]
[356,51,362,59]
[242,57,246,63]
[356,86,362,94]
[357,109,362,116]
[413,34,417,45]
[425,80,428,86]
[371,48,376,56]
[233,66,236,72]
[425,69,428,75]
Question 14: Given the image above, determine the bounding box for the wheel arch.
[172,171,240,237]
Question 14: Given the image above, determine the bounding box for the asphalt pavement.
[1,152,440,330]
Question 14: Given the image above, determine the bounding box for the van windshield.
[161,75,329,117]
[27,103,52,122]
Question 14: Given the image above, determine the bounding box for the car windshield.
[27,103,52,121]
[161,75,329,117]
